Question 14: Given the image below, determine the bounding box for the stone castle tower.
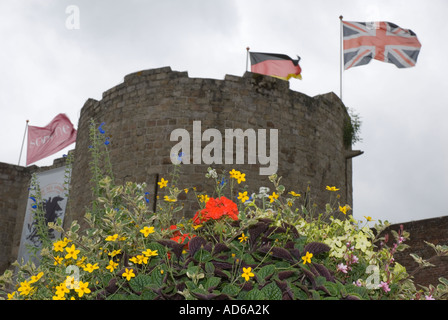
[65,66,360,227]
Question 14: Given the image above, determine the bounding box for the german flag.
[249,52,302,80]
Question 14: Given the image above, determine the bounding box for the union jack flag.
[342,21,422,70]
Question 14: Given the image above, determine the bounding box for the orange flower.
[192,196,239,225]
[171,233,195,250]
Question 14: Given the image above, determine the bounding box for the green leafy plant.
[1,120,446,300]
[343,107,362,147]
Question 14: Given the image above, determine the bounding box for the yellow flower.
[302,251,313,264]
[130,255,148,265]
[53,256,63,265]
[83,263,99,273]
[326,186,340,192]
[364,216,374,222]
[55,282,70,297]
[142,249,158,257]
[108,249,122,257]
[105,234,119,241]
[53,240,67,252]
[238,191,249,203]
[76,256,87,267]
[140,226,155,237]
[184,188,189,194]
[229,169,246,184]
[122,268,136,281]
[287,200,293,207]
[198,194,210,203]
[289,191,301,197]
[236,173,246,184]
[7,292,17,300]
[29,272,43,284]
[17,280,32,296]
[268,192,279,203]
[106,260,118,272]
[65,276,78,290]
[339,205,348,215]
[229,169,240,179]
[238,233,249,242]
[241,267,255,281]
[158,178,168,189]
[164,195,177,202]
[65,244,80,260]
[137,254,149,264]
[75,281,91,298]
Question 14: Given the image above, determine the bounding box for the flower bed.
[1,121,447,300]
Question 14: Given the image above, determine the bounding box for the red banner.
[26,113,77,165]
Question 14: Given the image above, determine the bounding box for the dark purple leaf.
[284,241,295,249]
[188,236,206,256]
[157,239,184,259]
[105,278,119,294]
[271,247,294,262]
[290,248,301,260]
[257,244,272,255]
[191,292,231,300]
[312,263,335,282]
[304,242,330,255]
[282,222,300,238]
[211,260,233,270]
[213,243,230,255]
[249,221,269,246]
[278,270,296,280]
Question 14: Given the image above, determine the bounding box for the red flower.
[169,224,181,237]
[192,196,239,225]
[171,233,195,250]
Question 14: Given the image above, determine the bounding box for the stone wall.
[386,216,448,287]
[0,163,31,272]
[66,66,355,229]
[0,158,67,274]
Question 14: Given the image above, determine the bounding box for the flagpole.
[339,15,343,102]
[246,47,250,72]
[18,119,29,166]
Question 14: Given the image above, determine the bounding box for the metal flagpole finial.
[339,15,343,21]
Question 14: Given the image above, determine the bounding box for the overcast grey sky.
[1,0,447,224]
